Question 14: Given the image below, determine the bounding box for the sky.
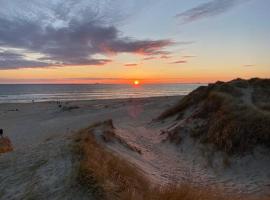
[0,0,269,84]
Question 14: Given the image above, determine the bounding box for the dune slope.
[158,78,270,154]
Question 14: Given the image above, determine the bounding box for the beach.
[1,95,269,199]
[0,96,179,149]
[0,96,180,199]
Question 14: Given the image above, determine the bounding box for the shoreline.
[0,95,183,105]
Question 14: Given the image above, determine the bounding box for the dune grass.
[73,126,151,199]
[158,78,270,155]
[72,124,264,200]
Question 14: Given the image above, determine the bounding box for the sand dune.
[0,87,269,199]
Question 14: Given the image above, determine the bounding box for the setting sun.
[134,80,140,85]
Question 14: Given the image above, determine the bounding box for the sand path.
[110,120,270,196]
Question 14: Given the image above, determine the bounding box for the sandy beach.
[0,96,179,199]
[0,95,269,199]
[0,96,179,149]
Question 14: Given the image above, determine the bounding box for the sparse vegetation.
[0,137,13,154]
[91,119,142,154]
[73,122,260,200]
[73,124,151,199]
[157,85,211,121]
[158,78,270,154]
[163,126,184,144]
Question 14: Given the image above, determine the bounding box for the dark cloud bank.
[0,0,172,70]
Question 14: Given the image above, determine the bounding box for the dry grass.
[151,185,233,200]
[163,126,184,145]
[157,86,210,120]
[194,91,270,154]
[72,124,265,200]
[93,119,142,154]
[0,137,13,154]
[73,125,151,200]
[158,78,270,155]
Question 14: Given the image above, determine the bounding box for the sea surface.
[0,84,204,103]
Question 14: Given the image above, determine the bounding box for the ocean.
[0,84,204,104]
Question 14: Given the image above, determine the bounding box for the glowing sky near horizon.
[0,0,269,84]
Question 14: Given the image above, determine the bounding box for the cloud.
[170,60,187,64]
[160,55,171,59]
[124,63,138,67]
[100,39,173,56]
[0,0,173,69]
[0,51,50,69]
[243,64,255,67]
[176,0,249,23]
[143,56,156,60]
[182,55,196,58]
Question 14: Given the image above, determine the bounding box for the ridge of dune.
[157,78,270,154]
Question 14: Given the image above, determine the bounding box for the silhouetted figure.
[0,129,3,138]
